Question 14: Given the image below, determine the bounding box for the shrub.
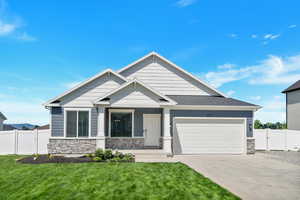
[104,149,113,160]
[114,151,124,159]
[95,149,104,159]
[93,157,102,162]
[123,153,134,162]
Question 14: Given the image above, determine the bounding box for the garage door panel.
[173,118,245,154]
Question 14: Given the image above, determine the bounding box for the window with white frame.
[65,110,90,137]
[109,110,134,137]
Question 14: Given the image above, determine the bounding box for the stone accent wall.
[48,139,96,154]
[247,138,255,154]
[105,138,144,149]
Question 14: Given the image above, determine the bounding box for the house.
[44,52,260,155]
[0,112,7,131]
[282,80,300,130]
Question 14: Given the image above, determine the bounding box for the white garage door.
[173,118,246,154]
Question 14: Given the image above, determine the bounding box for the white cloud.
[226,90,235,97]
[176,0,197,7]
[16,32,37,41]
[250,96,261,101]
[228,33,237,38]
[251,34,257,38]
[288,25,297,29]
[217,63,236,69]
[254,95,286,123]
[0,99,48,125]
[0,20,16,36]
[204,53,300,87]
[264,33,280,40]
[0,0,36,40]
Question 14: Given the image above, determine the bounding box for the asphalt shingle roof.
[167,95,259,107]
[282,80,300,93]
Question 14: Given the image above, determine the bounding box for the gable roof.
[44,69,127,106]
[167,95,260,108]
[118,52,226,97]
[0,112,7,120]
[282,80,300,93]
[94,78,177,105]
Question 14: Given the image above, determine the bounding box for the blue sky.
[0,0,299,125]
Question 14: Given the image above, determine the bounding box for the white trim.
[167,105,261,111]
[43,69,127,107]
[64,108,92,138]
[172,117,247,155]
[94,78,177,105]
[117,52,226,97]
[108,109,135,138]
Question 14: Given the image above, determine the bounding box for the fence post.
[284,129,288,151]
[14,130,18,154]
[266,129,270,151]
[34,129,39,154]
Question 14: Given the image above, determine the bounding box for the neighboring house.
[44,52,260,155]
[282,80,300,130]
[0,112,7,131]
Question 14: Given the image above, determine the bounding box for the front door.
[143,114,161,146]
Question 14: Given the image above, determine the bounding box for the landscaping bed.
[17,149,135,164]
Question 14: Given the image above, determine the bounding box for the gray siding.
[91,108,98,137]
[287,90,300,130]
[105,108,162,137]
[0,119,3,131]
[51,107,98,137]
[51,107,64,137]
[170,110,254,137]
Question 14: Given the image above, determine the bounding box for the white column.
[163,108,172,154]
[96,106,106,149]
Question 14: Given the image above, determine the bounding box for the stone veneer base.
[247,138,255,154]
[105,138,163,149]
[48,139,96,154]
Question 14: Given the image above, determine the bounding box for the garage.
[173,118,246,154]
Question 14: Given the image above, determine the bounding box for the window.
[109,110,134,137]
[66,110,90,137]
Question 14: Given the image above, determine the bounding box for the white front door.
[143,114,161,146]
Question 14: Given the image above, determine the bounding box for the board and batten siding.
[120,56,219,96]
[287,90,300,130]
[60,73,126,107]
[109,83,162,107]
[51,107,98,137]
[170,110,254,137]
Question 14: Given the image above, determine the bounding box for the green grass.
[0,156,240,200]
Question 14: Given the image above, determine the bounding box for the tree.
[254,120,263,129]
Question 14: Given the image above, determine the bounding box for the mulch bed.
[17,155,135,164]
[17,155,94,164]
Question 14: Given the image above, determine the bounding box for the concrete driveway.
[175,152,300,200]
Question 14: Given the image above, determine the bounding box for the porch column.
[163,108,172,154]
[96,106,106,149]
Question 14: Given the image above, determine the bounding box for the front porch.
[98,107,172,154]
[48,107,173,154]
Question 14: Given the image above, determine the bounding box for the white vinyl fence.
[0,129,50,155]
[254,129,300,151]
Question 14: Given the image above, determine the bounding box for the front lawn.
[0,156,240,200]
